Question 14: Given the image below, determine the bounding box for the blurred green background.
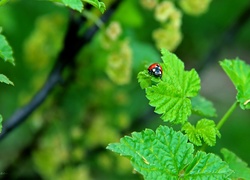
[0,0,250,179]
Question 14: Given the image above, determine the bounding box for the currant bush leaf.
[137,71,151,89]
[0,74,14,85]
[50,0,83,12]
[182,119,220,146]
[221,148,250,179]
[83,0,106,13]
[0,34,14,65]
[191,95,217,117]
[50,0,106,13]
[146,82,193,124]
[182,122,202,146]
[220,59,250,110]
[107,126,194,179]
[107,125,233,179]
[185,151,233,179]
[146,49,200,124]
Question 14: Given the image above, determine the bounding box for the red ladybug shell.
[148,63,162,78]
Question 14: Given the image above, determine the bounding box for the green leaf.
[50,0,106,13]
[185,151,233,179]
[221,148,250,179]
[83,0,106,14]
[0,34,15,65]
[220,59,250,110]
[0,74,14,85]
[146,49,200,124]
[107,125,233,179]
[0,114,2,133]
[182,122,202,146]
[191,95,217,117]
[182,119,220,146]
[52,0,83,12]
[137,71,152,89]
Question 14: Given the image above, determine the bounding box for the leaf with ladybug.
[145,49,200,124]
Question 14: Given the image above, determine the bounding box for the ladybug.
[148,63,162,78]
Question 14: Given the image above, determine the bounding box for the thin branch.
[0,1,121,140]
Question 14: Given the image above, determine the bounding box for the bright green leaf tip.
[0,34,15,65]
[0,74,14,85]
[220,59,250,110]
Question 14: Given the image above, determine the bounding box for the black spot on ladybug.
[148,63,162,78]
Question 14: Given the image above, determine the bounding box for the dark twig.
[197,3,250,72]
[0,1,121,140]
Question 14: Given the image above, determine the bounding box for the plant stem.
[216,101,238,130]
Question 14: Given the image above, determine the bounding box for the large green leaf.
[146,49,200,124]
[221,148,250,179]
[220,59,250,110]
[0,34,14,65]
[107,126,233,179]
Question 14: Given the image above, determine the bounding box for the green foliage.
[221,148,250,179]
[107,126,233,179]
[1,0,250,179]
[50,0,106,13]
[145,49,200,124]
[0,74,13,85]
[0,34,14,65]
[191,95,217,117]
[182,119,220,146]
[83,0,106,13]
[220,59,250,110]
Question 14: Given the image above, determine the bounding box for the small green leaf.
[83,0,106,13]
[107,125,232,179]
[145,49,200,124]
[0,74,14,85]
[0,114,2,133]
[221,148,250,179]
[0,34,15,65]
[182,122,202,146]
[220,59,250,110]
[182,119,220,146]
[191,95,217,117]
